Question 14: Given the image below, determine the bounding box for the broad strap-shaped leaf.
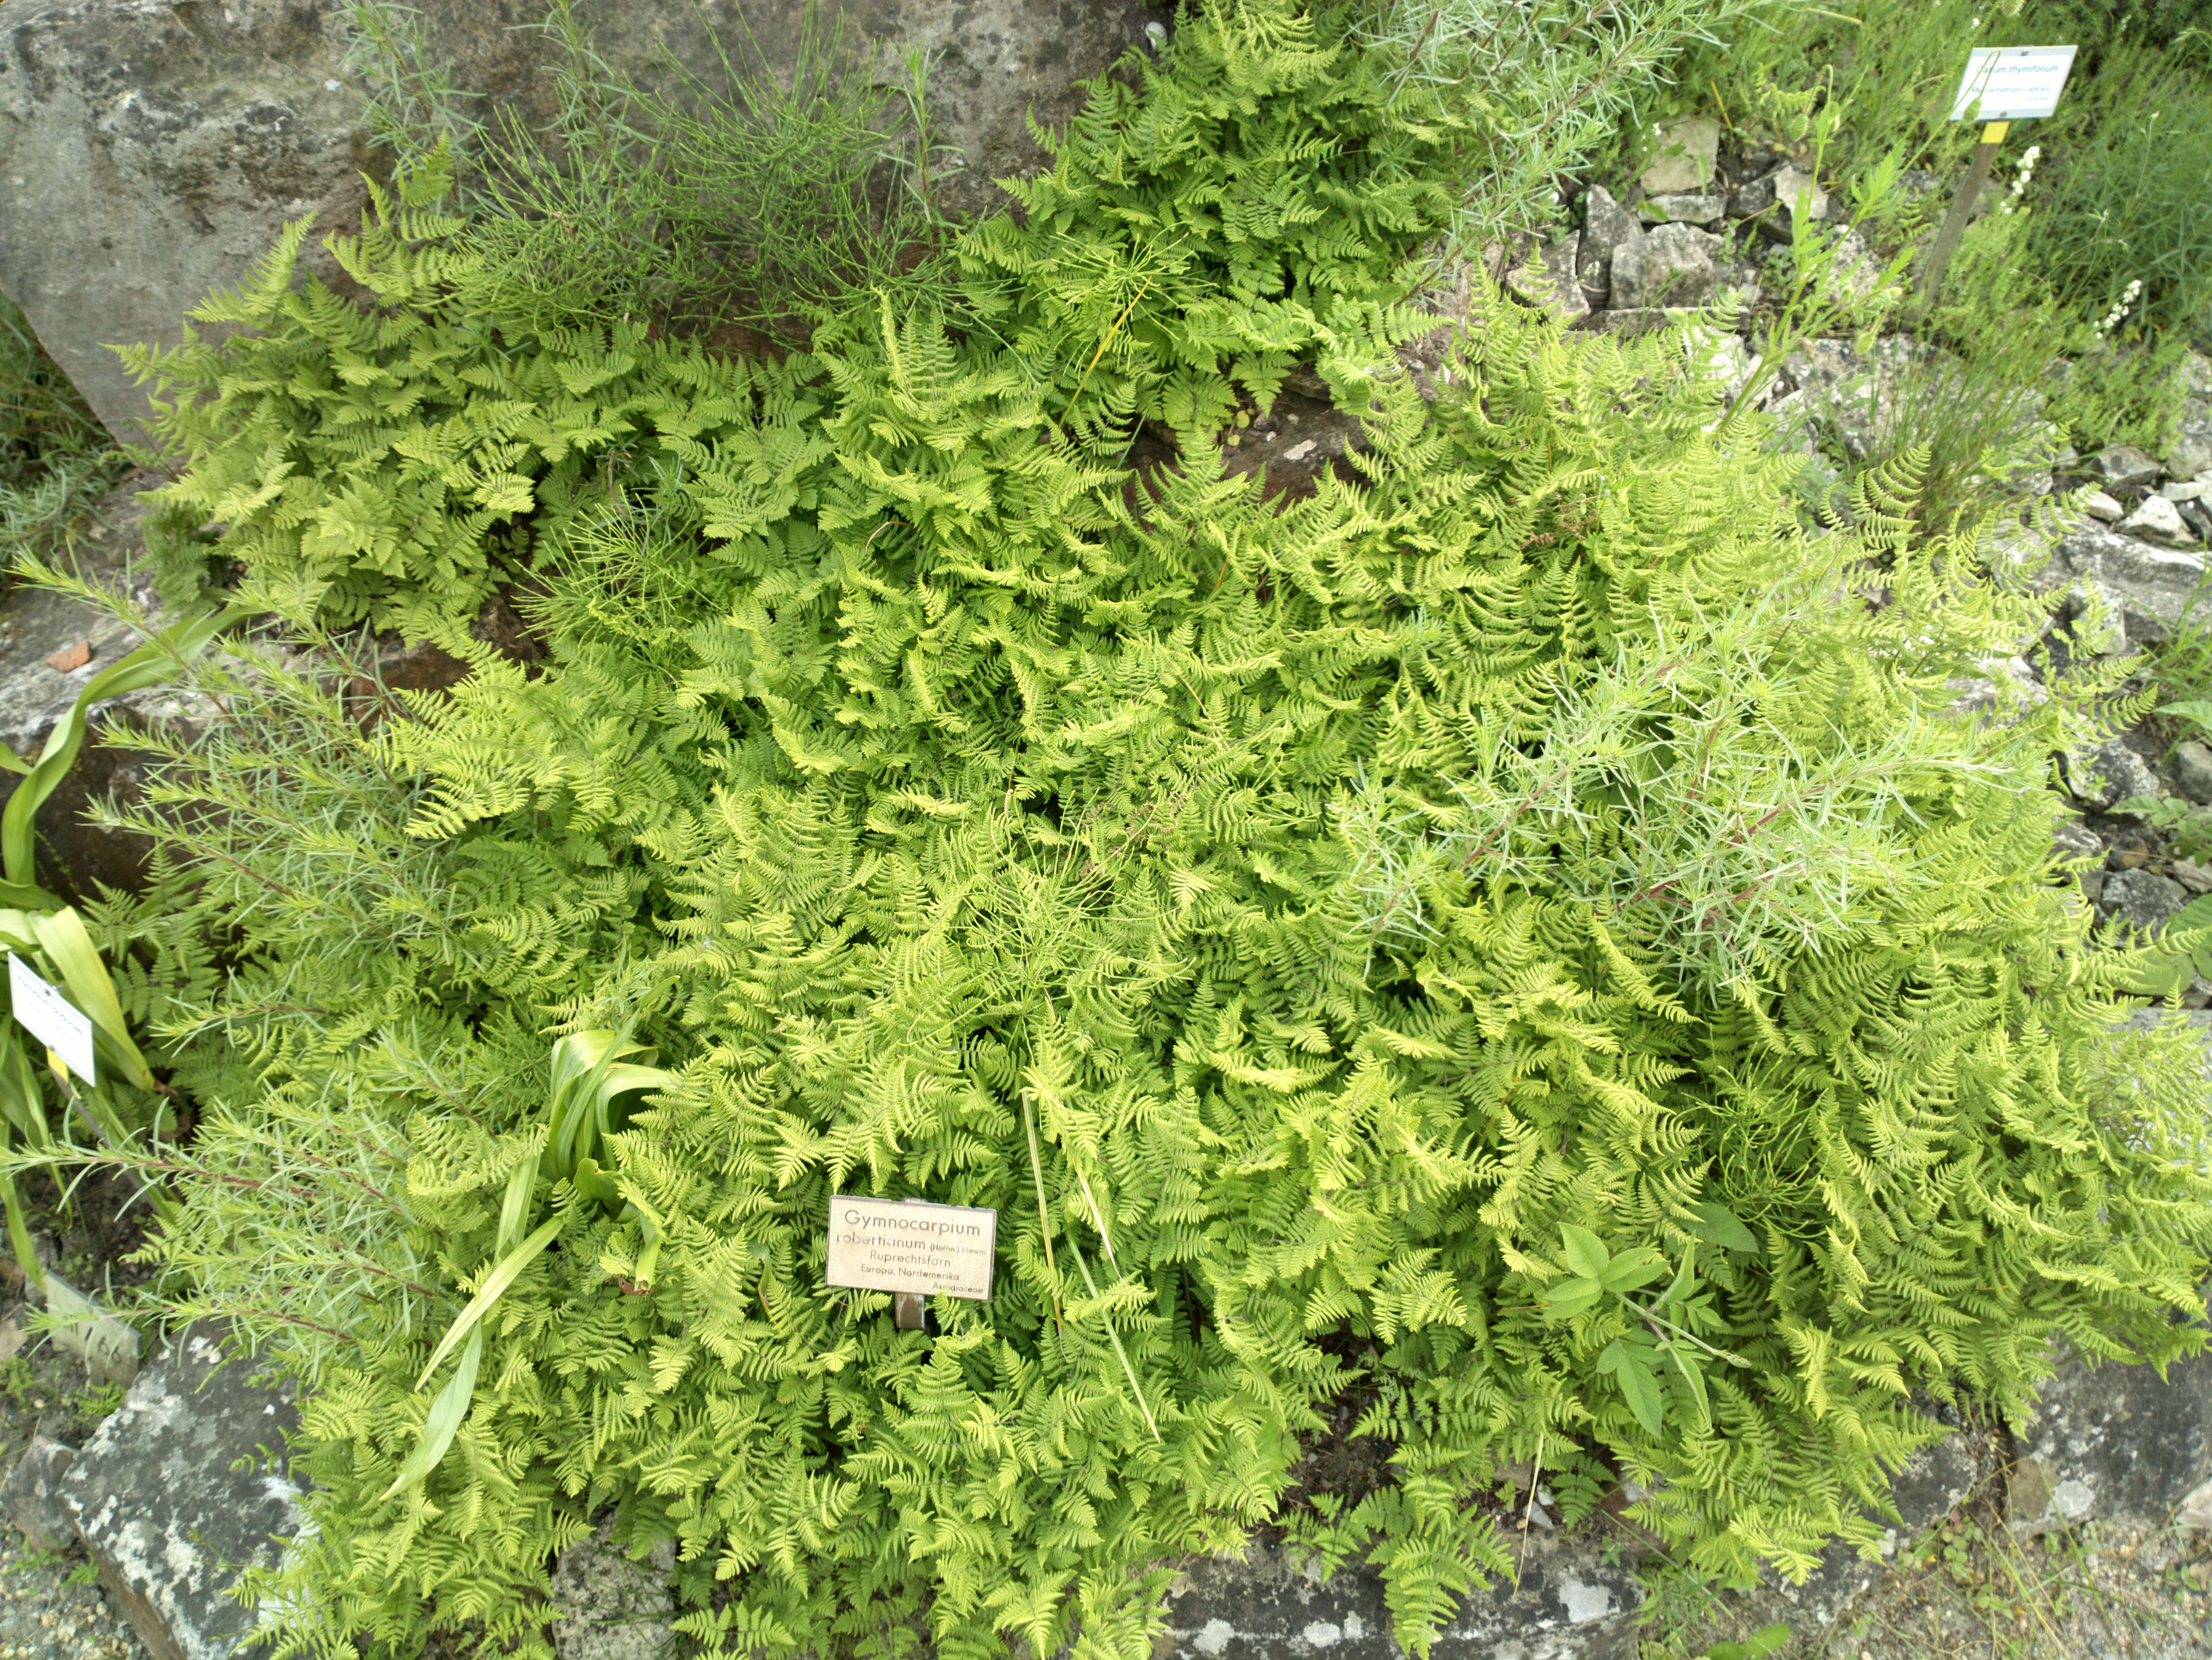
[2,602,256,889]
[30,908,157,1091]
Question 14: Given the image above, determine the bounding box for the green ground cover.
[0,3,2208,1658]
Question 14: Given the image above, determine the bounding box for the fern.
[43,6,2212,1660]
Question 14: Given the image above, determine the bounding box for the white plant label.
[826,1196,996,1300]
[8,956,94,1084]
[1949,46,2077,122]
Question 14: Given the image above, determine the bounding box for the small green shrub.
[448,0,962,348]
[1815,201,2084,538]
[1661,0,2028,179]
[1326,0,1771,275]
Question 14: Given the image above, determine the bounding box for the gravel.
[0,1523,146,1660]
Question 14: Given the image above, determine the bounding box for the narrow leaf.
[378,1327,483,1501]
[413,1214,560,1390]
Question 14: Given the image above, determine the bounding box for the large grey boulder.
[2009,1293,2212,1538]
[0,0,1159,445]
[0,0,371,449]
[57,1320,312,1660]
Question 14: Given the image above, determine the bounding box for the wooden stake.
[1918,121,2010,311]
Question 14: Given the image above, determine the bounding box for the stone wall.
[0,0,1160,446]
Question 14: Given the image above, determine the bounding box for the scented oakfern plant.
[6,6,2207,1660]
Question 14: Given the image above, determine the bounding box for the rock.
[2181,1476,2212,1530]
[550,1516,679,1660]
[1608,223,1722,310]
[1736,164,1826,237]
[1578,306,1727,338]
[2010,1292,2212,1539]
[2173,858,2212,895]
[58,1320,312,1660]
[1639,115,1719,195]
[2177,742,2212,806]
[1637,191,1725,226]
[2051,819,2102,860]
[0,0,1157,446]
[1818,228,1882,308]
[2092,444,2164,491]
[2119,494,2198,547]
[1940,656,2047,729]
[1708,1431,1985,1641]
[2112,1007,2212,1085]
[1682,325,1757,404]
[2165,357,2212,478]
[2067,737,2161,812]
[2038,524,2209,652]
[2084,490,2126,522]
[1,1433,76,1553]
[2163,479,2212,503]
[2102,866,2188,934]
[1575,185,1644,297]
[1506,233,1590,325]
[2170,417,2212,481]
[1160,1532,1645,1659]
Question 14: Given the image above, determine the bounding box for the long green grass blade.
[413,1213,561,1390]
[1065,1238,1160,1444]
[378,1326,484,1502]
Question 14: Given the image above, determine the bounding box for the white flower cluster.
[2095,278,2144,341]
[1998,144,2042,213]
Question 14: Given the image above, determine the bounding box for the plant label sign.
[1949,46,2077,122]
[826,1196,996,1300]
[7,956,93,1084]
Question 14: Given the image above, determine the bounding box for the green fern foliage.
[115,143,790,635]
[44,5,2212,1660]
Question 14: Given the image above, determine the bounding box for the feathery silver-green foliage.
[1334,0,1772,280]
